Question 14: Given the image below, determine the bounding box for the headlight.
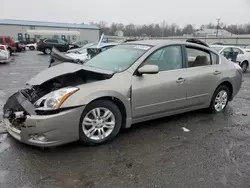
[35,87,79,110]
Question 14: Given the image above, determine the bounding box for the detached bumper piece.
[3,91,84,147]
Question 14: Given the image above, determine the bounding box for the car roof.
[127,39,213,51]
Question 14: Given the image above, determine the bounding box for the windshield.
[85,44,151,72]
[211,46,223,52]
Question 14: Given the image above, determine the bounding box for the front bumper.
[3,91,85,147]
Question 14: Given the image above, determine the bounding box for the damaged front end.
[3,63,114,147]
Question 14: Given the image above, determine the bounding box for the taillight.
[37,42,43,46]
[0,46,4,50]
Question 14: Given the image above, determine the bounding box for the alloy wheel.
[82,107,116,141]
[214,90,228,112]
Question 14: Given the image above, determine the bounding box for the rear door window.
[233,48,244,54]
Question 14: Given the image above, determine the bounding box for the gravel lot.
[1,51,250,188]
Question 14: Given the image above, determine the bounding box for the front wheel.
[44,48,52,55]
[79,100,122,145]
[209,85,230,113]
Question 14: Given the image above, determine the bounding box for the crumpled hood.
[27,63,114,86]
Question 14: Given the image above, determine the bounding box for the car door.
[131,45,188,118]
[220,47,233,61]
[184,45,222,107]
[44,39,58,49]
[232,47,244,63]
[56,39,68,52]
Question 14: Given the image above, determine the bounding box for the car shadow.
[16,109,206,151]
[10,54,18,57]
[10,107,233,153]
[37,53,48,56]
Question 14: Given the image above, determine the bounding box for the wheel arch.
[63,90,133,128]
[90,96,128,129]
[215,80,233,100]
[241,60,249,65]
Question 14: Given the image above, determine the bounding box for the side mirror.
[137,64,159,75]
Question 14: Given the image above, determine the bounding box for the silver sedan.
[3,40,243,147]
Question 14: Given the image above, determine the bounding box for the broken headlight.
[34,87,79,110]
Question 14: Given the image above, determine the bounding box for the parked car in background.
[49,42,118,67]
[70,40,89,48]
[3,40,242,147]
[36,38,79,54]
[26,43,37,51]
[0,36,17,54]
[66,43,95,54]
[245,45,250,52]
[15,41,26,52]
[0,45,11,63]
[210,45,250,73]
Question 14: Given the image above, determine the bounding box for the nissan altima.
[3,40,242,147]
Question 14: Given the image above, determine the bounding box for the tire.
[79,100,122,145]
[241,61,248,73]
[208,85,230,113]
[44,48,52,55]
[29,46,35,51]
[7,48,12,55]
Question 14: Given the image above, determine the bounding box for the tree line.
[89,21,250,37]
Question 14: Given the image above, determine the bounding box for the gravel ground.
[1,51,250,188]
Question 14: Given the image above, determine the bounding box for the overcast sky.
[1,0,250,27]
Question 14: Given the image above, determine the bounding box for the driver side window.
[144,46,183,71]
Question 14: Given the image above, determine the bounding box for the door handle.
[214,70,221,75]
[176,77,185,83]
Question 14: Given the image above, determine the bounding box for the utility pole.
[216,18,221,38]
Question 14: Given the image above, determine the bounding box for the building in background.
[0,19,100,43]
[114,30,124,37]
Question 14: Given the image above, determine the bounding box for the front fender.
[61,90,132,120]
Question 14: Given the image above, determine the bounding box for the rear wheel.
[7,48,12,55]
[241,61,248,73]
[44,48,51,55]
[209,85,230,113]
[79,100,122,145]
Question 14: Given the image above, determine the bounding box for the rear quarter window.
[211,52,219,64]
